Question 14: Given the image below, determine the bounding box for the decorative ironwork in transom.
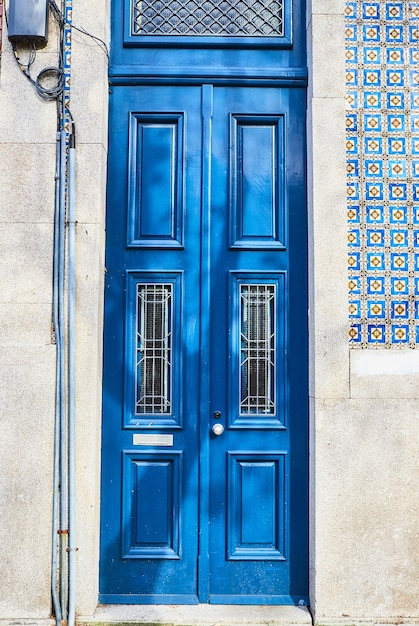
[132,0,284,37]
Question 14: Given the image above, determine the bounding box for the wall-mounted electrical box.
[8,0,49,46]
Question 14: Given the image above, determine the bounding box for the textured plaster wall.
[0,12,58,618]
[70,0,109,615]
[307,1,419,622]
[0,0,109,618]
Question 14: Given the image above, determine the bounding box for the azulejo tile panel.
[346,1,419,347]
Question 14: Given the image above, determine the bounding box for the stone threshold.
[78,605,312,626]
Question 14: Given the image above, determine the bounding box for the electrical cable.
[5,0,107,102]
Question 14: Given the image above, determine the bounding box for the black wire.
[49,0,109,58]
[5,0,108,105]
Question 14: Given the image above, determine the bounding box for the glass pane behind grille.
[132,0,284,37]
[240,284,275,415]
[136,284,172,414]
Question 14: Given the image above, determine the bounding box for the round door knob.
[211,423,225,436]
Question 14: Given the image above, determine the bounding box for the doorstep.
[78,605,312,626]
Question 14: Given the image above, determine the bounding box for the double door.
[100,84,308,604]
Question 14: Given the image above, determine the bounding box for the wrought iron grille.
[136,284,172,414]
[240,284,276,415]
[132,0,284,37]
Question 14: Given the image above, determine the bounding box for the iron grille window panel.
[132,0,284,37]
[136,284,172,414]
[240,284,276,415]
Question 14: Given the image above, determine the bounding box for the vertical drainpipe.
[52,131,64,626]
[59,126,68,619]
[62,1,75,624]
[67,124,77,626]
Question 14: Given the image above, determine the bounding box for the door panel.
[100,83,308,604]
[100,86,202,603]
[206,86,307,603]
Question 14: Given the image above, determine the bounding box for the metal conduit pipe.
[59,126,68,619]
[67,126,77,626]
[52,130,64,626]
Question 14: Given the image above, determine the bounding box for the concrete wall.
[307,1,419,621]
[0,0,108,618]
[0,0,418,623]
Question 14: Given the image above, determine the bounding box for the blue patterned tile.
[367,324,386,343]
[346,24,357,41]
[363,2,380,19]
[411,115,419,132]
[390,252,409,272]
[387,92,405,108]
[364,46,381,63]
[391,277,409,294]
[386,3,404,19]
[389,182,407,200]
[386,25,404,41]
[367,276,385,294]
[366,182,383,199]
[367,252,385,270]
[365,160,383,176]
[367,300,386,318]
[409,25,419,43]
[364,114,382,132]
[347,69,359,86]
[348,204,360,223]
[390,252,408,270]
[366,205,384,223]
[388,160,406,177]
[346,46,358,63]
[346,91,359,109]
[348,229,361,246]
[410,93,419,109]
[391,301,409,318]
[346,136,358,154]
[387,47,404,63]
[346,113,358,131]
[364,136,383,153]
[346,0,419,347]
[389,205,408,223]
[364,91,382,108]
[349,300,361,317]
[391,325,409,343]
[349,276,361,295]
[349,324,362,342]
[364,69,381,86]
[366,229,385,246]
[349,252,361,271]
[363,24,381,41]
[409,47,419,64]
[388,137,406,154]
[345,2,357,19]
[390,229,408,246]
[386,69,404,86]
[387,114,405,132]
[347,182,360,200]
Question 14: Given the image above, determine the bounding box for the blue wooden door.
[100,82,308,604]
